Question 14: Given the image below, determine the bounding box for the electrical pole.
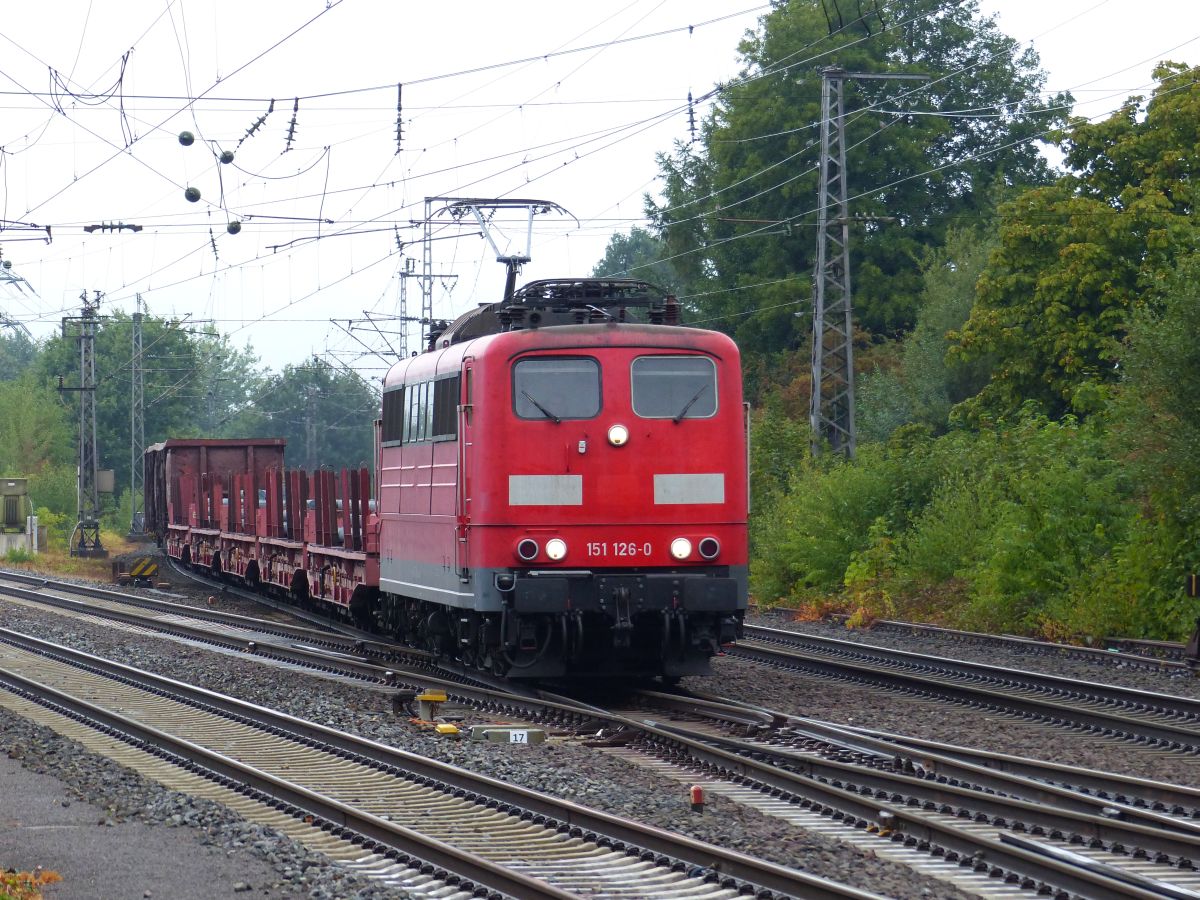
[810,67,928,457]
[398,257,417,358]
[129,295,145,536]
[61,290,107,557]
[422,198,435,334]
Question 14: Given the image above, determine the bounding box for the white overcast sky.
[0,0,1194,382]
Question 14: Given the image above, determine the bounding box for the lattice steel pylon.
[809,67,928,457]
[810,68,855,457]
[129,295,145,536]
[62,290,107,557]
[398,257,417,358]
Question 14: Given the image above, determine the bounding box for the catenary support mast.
[810,67,928,457]
[62,290,107,557]
[129,295,145,535]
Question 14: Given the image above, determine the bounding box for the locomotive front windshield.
[513,357,600,420]
[631,356,717,419]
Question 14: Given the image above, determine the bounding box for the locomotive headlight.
[545,538,568,561]
[607,423,629,447]
[698,537,720,560]
[516,538,539,561]
[670,537,693,560]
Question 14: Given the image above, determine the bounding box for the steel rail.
[0,628,872,900]
[0,582,611,734]
[852,726,1200,820]
[162,557,394,642]
[7,602,1190,897]
[11,573,1200,892]
[736,628,1200,750]
[620,696,1200,860]
[652,688,1200,834]
[669,722,1200,853]
[744,624,1200,718]
[13,574,1199,841]
[0,566,391,652]
[820,614,1189,672]
[0,663,565,899]
[0,579,437,685]
[0,568,355,647]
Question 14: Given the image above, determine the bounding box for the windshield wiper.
[672,384,708,424]
[521,390,561,424]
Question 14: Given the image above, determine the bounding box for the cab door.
[455,358,474,578]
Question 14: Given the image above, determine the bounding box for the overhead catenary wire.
[0,0,1187,395]
[0,0,931,304]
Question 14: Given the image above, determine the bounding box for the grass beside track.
[3,531,153,582]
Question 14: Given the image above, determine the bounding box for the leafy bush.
[28,465,77,518]
[0,868,61,900]
[5,546,34,563]
[102,488,135,535]
[750,431,940,605]
[751,404,1151,637]
[857,366,911,445]
[34,507,72,549]
[905,413,1132,633]
[843,517,898,621]
[900,474,990,584]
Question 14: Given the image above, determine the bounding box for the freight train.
[145,278,748,679]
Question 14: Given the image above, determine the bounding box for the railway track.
[9,570,1200,896]
[638,689,1200,830]
[0,627,869,900]
[585,689,1200,899]
[0,568,434,675]
[735,624,1200,752]
[821,615,1193,672]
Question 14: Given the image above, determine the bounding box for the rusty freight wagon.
[144,438,378,620]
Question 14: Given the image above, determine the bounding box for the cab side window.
[382,375,460,446]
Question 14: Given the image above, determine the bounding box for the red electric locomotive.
[145,278,747,680]
[374,279,747,678]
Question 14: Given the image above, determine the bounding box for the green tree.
[0,375,73,475]
[952,64,1200,421]
[33,311,266,495]
[0,329,37,381]
[250,357,378,469]
[1089,251,1200,638]
[186,328,269,437]
[858,226,997,441]
[591,226,680,294]
[1117,252,1200,512]
[651,0,1065,356]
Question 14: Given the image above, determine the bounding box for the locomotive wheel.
[422,609,452,657]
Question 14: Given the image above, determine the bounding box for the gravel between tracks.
[0,583,974,900]
[715,610,1200,788]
